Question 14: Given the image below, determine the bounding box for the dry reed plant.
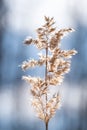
[21,16,77,130]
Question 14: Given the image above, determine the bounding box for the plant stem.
[45,47,48,102]
[45,33,49,130]
[45,44,48,130]
[46,122,48,130]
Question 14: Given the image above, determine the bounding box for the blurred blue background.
[0,0,87,130]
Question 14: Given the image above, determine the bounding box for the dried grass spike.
[21,16,77,130]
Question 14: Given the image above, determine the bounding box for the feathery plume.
[21,16,77,130]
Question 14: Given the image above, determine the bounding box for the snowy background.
[0,0,87,130]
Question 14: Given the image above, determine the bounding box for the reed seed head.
[21,16,77,123]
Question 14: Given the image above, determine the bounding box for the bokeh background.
[0,0,87,130]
